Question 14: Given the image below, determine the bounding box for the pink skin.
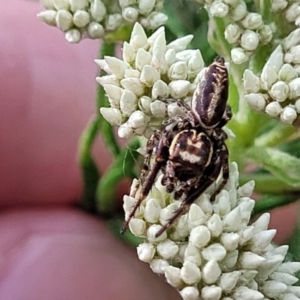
[0,1,296,299]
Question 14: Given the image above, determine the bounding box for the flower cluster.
[194,0,272,64]
[285,2,300,26]
[244,29,300,125]
[96,23,206,138]
[124,162,300,300]
[37,0,167,43]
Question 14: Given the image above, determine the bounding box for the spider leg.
[155,149,224,237]
[121,131,169,234]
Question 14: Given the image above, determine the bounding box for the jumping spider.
[122,57,232,237]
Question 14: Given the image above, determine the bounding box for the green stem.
[96,138,140,215]
[78,116,101,212]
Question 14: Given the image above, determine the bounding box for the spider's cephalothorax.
[122,57,231,237]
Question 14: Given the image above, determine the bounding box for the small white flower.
[240,30,259,51]
[241,13,263,30]
[265,102,283,117]
[225,24,242,44]
[229,2,247,21]
[285,3,300,23]
[210,1,229,17]
[231,47,249,64]
[271,0,288,11]
[270,81,289,102]
[245,93,267,111]
[280,105,297,124]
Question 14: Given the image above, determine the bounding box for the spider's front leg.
[122,130,169,234]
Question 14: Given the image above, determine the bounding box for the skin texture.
[0,1,297,299]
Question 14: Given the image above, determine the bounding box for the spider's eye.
[192,57,229,128]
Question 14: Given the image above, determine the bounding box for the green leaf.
[247,146,300,187]
[96,139,141,215]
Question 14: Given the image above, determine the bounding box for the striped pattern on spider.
[122,57,232,237]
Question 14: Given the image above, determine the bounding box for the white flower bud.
[284,29,300,51]
[168,61,188,80]
[122,7,138,23]
[295,99,300,113]
[210,1,229,17]
[137,243,155,262]
[231,47,249,64]
[239,252,265,269]
[53,0,69,10]
[103,84,122,107]
[95,59,112,75]
[124,69,140,78]
[250,229,276,252]
[105,56,129,79]
[280,106,297,124]
[201,285,222,300]
[143,12,168,30]
[261,280,288,298]
[139,0,155,14]
[289,78,300,99]
[121,78,145,97]
[150,100,167,118]
[223,207,242,232]
[135,48,152,71]
[129,218,146,236]
[118,122,133,138]
[150,258,169,274]
[190,225,211,248]
[202,260,221,284]
[56,10,73,31]
[215,190,231,217]
[265,102,282,117]
[238,180,255,197]
[176,50,199,62]
[222,250,239,270]
[270,272,298,285]
[253,213,270,233]
[188,50,204,78]
[167,35,194,52]
[167,102,185,118]
[73,10,90,27]
[219,271,240,293]
[122,42,136,64]
[271,0,288,11]
[241,13,263,30]
[106,13,123,31]
[100,107,122,125]
[147,224,167,242]
[279,64,298,82]
[157,239,179,259]
[152,80,169,99]
[225,24,242,44]
[232,286,264,300]
[221,233,239,251]
[37,10,57,26]
[181,261,201,285]
[285,45,300,64]
[285,4,300,22]
[69,0,89,11]
[65,29,81,43]
[180,286,199,300]
[88,22,105,38]
[229,2,247,21]
[202,243,227,261]
[184,243,202,266]
[120,90,137,117]
[138,96,152,114]
[165,49,176,66]
[151,37,168,73]
[123,195,137,215]
[258,25,273,44]
[188,204,206,228]
[140,65,160,87]
[90,0,106,22]
[278,262,300,274]
[270,81,289,102]
[164,266,184,288]
[207,214,223,237]
[241,30,259,51]
[96,74,120,86]
[169,80,190,98]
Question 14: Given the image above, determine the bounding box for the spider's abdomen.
[169,129,213,173]
[192,57,228,129]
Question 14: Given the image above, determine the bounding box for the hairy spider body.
[122,57,231,237]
